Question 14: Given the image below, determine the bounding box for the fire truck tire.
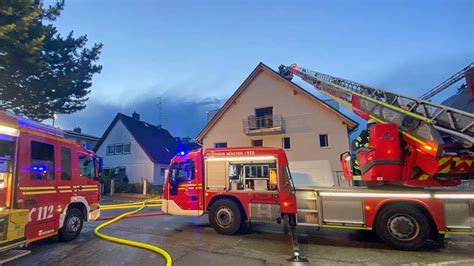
[375,205,431,251]
[59,208,84,242]
[209,199,243,235]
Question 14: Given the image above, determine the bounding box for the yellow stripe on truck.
[80,188,98,192]
[19,186,55,190]
[22,190,56,195]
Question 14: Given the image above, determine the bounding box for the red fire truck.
[162,63,474,254]
[162,148,297,234]
[0,111,101,262]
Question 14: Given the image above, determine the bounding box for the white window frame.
[319,134,330,148]
[214,142,228,148]
[106,145,115,155]
[251,139,263,147]
[123,143,131,154]
[282,137,291,150]
[115,144,123,155]
[160,167,166,176]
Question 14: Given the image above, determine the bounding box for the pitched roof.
[441,88,474,113]
[94,113,178,164]
[63,130,100,141]
[196,62,358,142]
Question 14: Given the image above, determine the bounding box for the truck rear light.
[283,202,289,207]
[420,143,438,156]
[423,144,435,152]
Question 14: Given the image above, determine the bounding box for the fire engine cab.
[0,111,101,262]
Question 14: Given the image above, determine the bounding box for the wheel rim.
[215,207,234,228]
[67,216,81,232]
[387,214,420,241]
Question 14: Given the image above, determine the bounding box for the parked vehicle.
[162,147,474,251]
[0,111,101,263]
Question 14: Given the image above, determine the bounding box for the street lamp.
[52,112,58,127]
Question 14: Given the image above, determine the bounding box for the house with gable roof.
[94,112,177,185]
[196,63,358,186]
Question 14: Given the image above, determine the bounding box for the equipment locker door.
[16,134,60,241]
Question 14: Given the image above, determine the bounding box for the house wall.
[153,163,169,186]
[201,70,351,172]
[96,120,154,184]
[64,135,99,150]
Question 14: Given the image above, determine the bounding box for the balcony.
[243,114,284,135]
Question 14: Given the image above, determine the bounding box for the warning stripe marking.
[79,188,98,192]
[74,185,98,188]
[19,186,55,190]
[22,190,56,195]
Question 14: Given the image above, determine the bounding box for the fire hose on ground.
[94,199,172,266]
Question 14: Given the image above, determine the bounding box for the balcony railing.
[243,114,284,135]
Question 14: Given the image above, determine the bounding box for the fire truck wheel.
[375,205,430,251]
[209,199,242,235]
[59,208,84,242]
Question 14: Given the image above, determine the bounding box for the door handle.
[25,199,36,205]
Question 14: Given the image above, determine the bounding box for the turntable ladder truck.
[162,64,473,254]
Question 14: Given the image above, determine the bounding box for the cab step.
[0,249,31,264]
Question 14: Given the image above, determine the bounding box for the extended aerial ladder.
[420,62,474,101]
[278,64,474,187]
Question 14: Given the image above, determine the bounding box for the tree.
[0,0,102,120]
[176,137,201,152]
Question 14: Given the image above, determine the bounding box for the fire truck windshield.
[169,160,195,196]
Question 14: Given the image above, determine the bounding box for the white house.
[196,63,358,187]
[94,112,177,185]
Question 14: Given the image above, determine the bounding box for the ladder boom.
[280,64,474,147]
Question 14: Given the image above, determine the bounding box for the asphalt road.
[9,207,474,266]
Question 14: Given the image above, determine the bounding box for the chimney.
[132,111,140,121]
[73,127,82,133]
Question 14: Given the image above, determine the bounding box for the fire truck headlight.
[0,125,19,136]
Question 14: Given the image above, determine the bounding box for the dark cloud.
[55,95,225,139]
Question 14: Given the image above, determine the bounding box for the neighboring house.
[196,63,358,186]
[441,87,474,113]
[440,66,473,112]
[94,112,177,185]
[63,127,100,150]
